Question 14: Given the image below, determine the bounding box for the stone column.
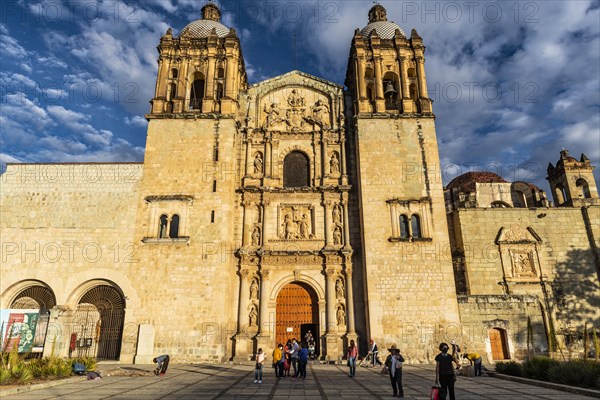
[374,56,384,99]
[398,55,409,99]
[356,57,366,99]
[257,269,271,351]
[234,268,252,361]
[325,268,337,334]
[323,200,332,247]
[225,55,235,98]
[265,136,272,178]
[261,199,269,246]
[342,195,351,248]
[415,56,429,98]
[390,203,399,238]
[242,200,251,246]
[244,138,251,177]
[320,138,327,183]
[345,268,356,334]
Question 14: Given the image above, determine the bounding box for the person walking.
[347,340,358,377]
[435,343,456,400]
[385,345,405,398]
[296,341,309,381]
[273,344,284,378]
[464,352,483,376]
[153,354,170,376]
[289,338,300,377]
[367,339,381,367]
[254,348,265,384]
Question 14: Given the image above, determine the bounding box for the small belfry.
[346,3,432,114]
[149,1,247,115]
[547,149,599,206]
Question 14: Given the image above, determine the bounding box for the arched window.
[158,214,168,238]
[407,67,416,78]
[513,190,528,208]
[554,184,566,204]
[169,214,180,238]
[399,215,409,239]
[576,178,591,199]
[411,214,422,239]
[217,67,225,79]
[383,71,399,110]
[409,83,418,101]
[170,68,178,79]
[190,72,205,110]
[283,151,310,188]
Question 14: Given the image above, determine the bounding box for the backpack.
[73,362,86,375]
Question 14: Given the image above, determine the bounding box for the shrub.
[548,360,600,389]
[522,356,559,381]
[495,361,523,376]
[0,367,11,385]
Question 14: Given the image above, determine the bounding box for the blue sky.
[1,0,599,192]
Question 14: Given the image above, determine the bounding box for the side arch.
[269,275,325,302]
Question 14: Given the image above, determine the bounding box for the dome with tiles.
[361,4,405,39]
[180,3,230,38]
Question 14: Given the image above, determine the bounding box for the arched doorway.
[10,284,56,356]
[489,328,510,360]
[70,285,125,360]
[276,282,319,352]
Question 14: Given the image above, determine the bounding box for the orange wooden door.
[276,283,318,346]
[489,328,509,360]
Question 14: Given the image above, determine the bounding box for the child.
[153,354,170,376]
[254,348,265,384]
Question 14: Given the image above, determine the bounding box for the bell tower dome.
[148,1,247,116]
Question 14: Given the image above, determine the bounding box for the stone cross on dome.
[368,3,388,23]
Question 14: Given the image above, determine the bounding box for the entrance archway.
[276,282,319,350]
[489,328,510,360]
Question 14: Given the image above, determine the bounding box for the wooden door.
[276,283,318,346]
[489,328,509,360]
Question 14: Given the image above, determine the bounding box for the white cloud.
[124,115,148,128]
[0,23,29,59]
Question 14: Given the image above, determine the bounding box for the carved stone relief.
[333,225,343,245]
[251,226,261,246]
[260,88,333,132]
[278,204,314,240]
[336,277,345,300]
[509,250,536,277]
[249,304,258,327]
[253,151,263,176]
[329,151,340,175]
[336,304,346,326]
[249,278,259,300]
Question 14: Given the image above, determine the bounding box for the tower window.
[576,178,591,199]
[211,210,215,223]
[217,68,225,79]
[168,83,177,101]
[554,184,567,205]
[399,215,409,239]
[170,68,178,79]
[169,214,180,238]
[407,67,416,78]
[409,83,418,101]
[283,151,310,188]
[158,214,168,238]
[411,214,422,239]
[190,73,205,110]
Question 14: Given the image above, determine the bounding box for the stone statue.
[249,305,258,327]
[332,205,341,225]
[329,152,340,174]
[253,152,263,175]
[250,279,259,299]
[287,89,305,108]
[312,99,330,128]
[251,226,261,246]
[333,225,343,245]
[336,278,344,299]
[336,305,346,326]
[283,214,297,240]
[299,214,310,239]
[263,102,281,128]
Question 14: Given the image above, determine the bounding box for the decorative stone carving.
[253,152,263,175]
[333,225,343,245]
[336,278,345,300]
[278,205,314,240]
[502,225,530,242]
[263,255,322,266]
[263,102,282,128]
[250,278,259,299]
[332,204,342,224]
[311,99,330,129]
[510,250,536,277]
[285,90,307,132]
[251,226,261,246]
[249,304,258,327]
[336,304,346,326]
[329,152,340,175]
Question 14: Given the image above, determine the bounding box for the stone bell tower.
[149,2,247,115]
[346,4,460,359]
[547,150,599,207]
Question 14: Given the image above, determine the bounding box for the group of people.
[254,337,313,384]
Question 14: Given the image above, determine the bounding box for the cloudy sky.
[1,0,599,192]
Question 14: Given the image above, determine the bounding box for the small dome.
[180,19,230,38]
[361,4,404,39]
[361,21,405,39]
[179,2,230,38]
[447,172,507,192]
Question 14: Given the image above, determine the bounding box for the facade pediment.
[243,70,345,132]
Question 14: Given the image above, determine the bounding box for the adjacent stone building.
[1,3,598,364]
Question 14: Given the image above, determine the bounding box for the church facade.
[1,4,598,364]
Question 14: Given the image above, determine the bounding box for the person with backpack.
[435,343,456,400]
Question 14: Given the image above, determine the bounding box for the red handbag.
[430,385,440,400]
[283,359,290,371]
